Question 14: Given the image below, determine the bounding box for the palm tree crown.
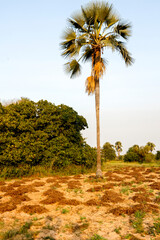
[146,142,156,153]
[61,1,133,92]
[115,141,123,157]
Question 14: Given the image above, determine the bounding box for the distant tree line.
[124,142,158,163]
[0,98,96,173]
[101,141,160,163]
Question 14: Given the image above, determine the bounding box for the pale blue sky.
[0,0,160,153]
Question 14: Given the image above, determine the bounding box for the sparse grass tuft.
[1,221,34,240]
[42,237,56,240]
[2,229,18,240]
[154,220,160,234]
[43,224,55,230]
[87,234,108,240]
[61,208,69,214]
[114,227,121,234]
[19,221,32,234]
[120,186,131,195]
[130,210,145,233]
[80,216,86,221]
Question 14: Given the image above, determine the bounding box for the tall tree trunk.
[118,149,120,159]
[95,78,103,178]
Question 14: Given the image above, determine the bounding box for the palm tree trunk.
[95,78,103,178]
[118,149,120,159]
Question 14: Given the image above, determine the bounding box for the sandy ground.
[0,166,160,240]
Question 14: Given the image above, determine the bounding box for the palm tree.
[146,142,156,153]
[115,141,123,159]
[60,1,133,177]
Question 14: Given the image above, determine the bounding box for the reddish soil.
[0,166,160,240]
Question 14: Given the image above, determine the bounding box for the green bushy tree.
[0,98,96,170]
[101,142,116,161]
[156,151,160,161]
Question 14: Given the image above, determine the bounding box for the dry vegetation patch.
[3,185,38,197]
[101,190,124,204]
[41,189,64,204]
[86,185,102,192]
[50,182,62,188]
[0,185,13,192]
[0,201,17,213]
[67,180,82,189]
[30,181,46,187]
[109,206,135,216]
[150,182,160,190]
[131,187,147,193]
[0,181,6,186]
[20,204,47,214]
[131,193,151,203]
[46,177,58,183]
[60,198,81,206]
[84,199,101,206]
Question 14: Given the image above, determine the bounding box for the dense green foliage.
[124,151,140,163]
[101,142,116,161]
[0,98,96,173]
[124,144,155,163]
[156,151,160,161]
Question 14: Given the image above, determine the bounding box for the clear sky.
[0,0,160,153]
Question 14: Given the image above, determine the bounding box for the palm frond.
[69,13,85,28]
[85,75,95,95]
[61,29,76,42]
[81,6,91,26]
[114,22,131,40]
[61,29,86,58]
[68,17,87,33]
[101,35,118,51]
[101,57,108,68]
[81,46,93,62]
[102,36,134,65]
[116,41,134,66]
[64,59,81,78]
[60,29,77,58]
[77,34,87,47]
[103,4,119,27]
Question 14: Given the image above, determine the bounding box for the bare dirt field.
[0,166,160,240]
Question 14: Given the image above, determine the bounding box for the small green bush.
[156,151,160,161]
[87,234,108,240]
[101,142,116,162]
[124,152,140,163]
[144,153,155,163]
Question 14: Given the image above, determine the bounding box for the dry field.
[0,166,160,240]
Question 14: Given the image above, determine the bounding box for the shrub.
[144,153,155,163]
[118,155,123,161]
[156,151,160,161]
[124,152,140,163]
[101,142,116,161]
